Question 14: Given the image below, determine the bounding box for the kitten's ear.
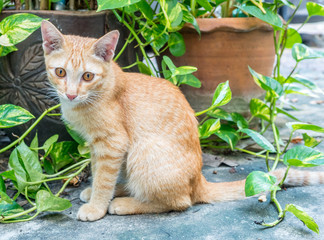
[41,20,64,55]
[92,30,119,62]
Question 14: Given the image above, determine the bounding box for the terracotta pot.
[0,10,139,144]
[169,17,275,114]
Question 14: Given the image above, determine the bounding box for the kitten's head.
[41,20,120,105]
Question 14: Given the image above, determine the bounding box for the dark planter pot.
[0,10,139,144]
[165,18,275,116]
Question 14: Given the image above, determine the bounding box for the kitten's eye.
[82,72,95,81]
[55,68,66,78]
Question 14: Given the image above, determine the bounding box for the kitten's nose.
[66,94,77,101]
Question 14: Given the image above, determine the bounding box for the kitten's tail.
[195,169,324,203]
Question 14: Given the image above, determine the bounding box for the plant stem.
[279,166,290,186]
[112,10,156,77]
[43,159,90,178]
[265,151,270,171]
[260,190,284,227]
[235,148,277,161]
[0,104,61,154]
[114,33,133,62]
[200,144,230,149]
[282,131,294,153]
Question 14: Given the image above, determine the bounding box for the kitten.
[41,20,324,222]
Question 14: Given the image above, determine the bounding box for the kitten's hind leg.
[108,197,184,215]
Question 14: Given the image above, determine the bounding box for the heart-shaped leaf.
[239,129,276,152]
[286,122,324,133]
[286,28,302,48]
[249,67,283,97]
[168,32,186,57]
[0,104,34,128]
[292,43,324,62]
[302,133,321,148]
[245,171,280,197]
[285,204,319,234]
[283,145,324,167]
[212,81,232,107]
[306,2,324,17]
[97,0,140,11]
[199,119,221,139]
[36,190,72,212]
[250,98,271,122]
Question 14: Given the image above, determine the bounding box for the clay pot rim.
[184,17,273,33]
[1,10,106,16]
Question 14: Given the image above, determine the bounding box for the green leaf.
[286,75,319,91]
[302,133,321,148]
[212,81,232,107]
[249,67,283,97]
[137,61,152,76]
[285,28,302,48]
[50,141,79,172]
[15,142,44,192]
[30,133,39,150]
[136,0,154,20]
[162,55,177,75]
[177,74,201,88]
[174,66,197,76]
[197,0,213,11]
[286,122,324,133]
[78,144,91,158]
[97,0,140,11]
[306,2,324,17]
[230,113,248,129]
[276,107,300,121]
[0,45,18,57]
[207,108,233,121]
[0,13,43,46]
[66,124,86,146]
[0,104,34,128]
[283,145,324,167]
[198,119,221,139]
[285,204,319,234]
[238,4,283,29]
[164,1,183,28]
[0,0,3,13]
[42,134,59,158]
[181,6,200,35]
[8,148,28,192]
[36,190,72,213]
[168,32,186,57]
[0,190,25,217]
[239,129,276,152]
[0,176,5,192]
[292,43,324,62]
[245,171,280,197]
[250,98,270,122]
[215,125,239,150]
[141,24,169,51]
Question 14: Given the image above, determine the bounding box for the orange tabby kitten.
[41,20,324,222]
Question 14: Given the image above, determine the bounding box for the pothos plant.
[195,0,324,234]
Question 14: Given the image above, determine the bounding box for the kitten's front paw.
[77,203,107,221]
[80,187,92,202]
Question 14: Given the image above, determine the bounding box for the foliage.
[195,0,324,233]
[0,104,90,223]
[0,13,44,57]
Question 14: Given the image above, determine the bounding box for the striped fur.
[41,21,324,222]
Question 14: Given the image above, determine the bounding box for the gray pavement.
[2,23,324,239]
